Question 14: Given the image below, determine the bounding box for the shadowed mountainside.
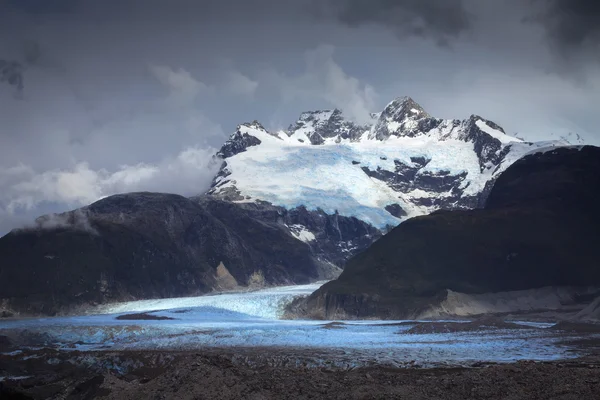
[0,193,378,316]
[287,146,600,319]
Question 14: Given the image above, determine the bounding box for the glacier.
[0,283,589,368]
[208,97,570,230]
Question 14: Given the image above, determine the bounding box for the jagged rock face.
[289,146,600,320]
[287,109,372,144]
[464,116,511,170]
[371,96,431,140]
[0,192,380,316]
[195,198,381,267]
[217,121,268,158]
[209,96,565,231]
[217,132,261,158]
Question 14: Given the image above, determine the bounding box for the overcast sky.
[0,0,599,234]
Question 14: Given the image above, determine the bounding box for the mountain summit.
[208,96,563,230]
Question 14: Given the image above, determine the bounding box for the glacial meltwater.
[0,283,592,368]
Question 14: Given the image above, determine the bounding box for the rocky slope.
[208,97,567,230]
[0,193,377,316]
[288,146,600,319]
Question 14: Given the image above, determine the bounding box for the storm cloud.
[536,0,600,54]
[313,0,472,45]
[0,0,599,234]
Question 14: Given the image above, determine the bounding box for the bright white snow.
[475,120,523,144]
[95,282,325,319]
[214,123,548,228]
[288,224,316,242]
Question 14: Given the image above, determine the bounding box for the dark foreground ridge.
[0,194,377,316]
[289,146,600,319]
[1,348,600,400]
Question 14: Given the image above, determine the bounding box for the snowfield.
[210,98,569,230]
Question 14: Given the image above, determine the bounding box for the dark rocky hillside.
[0,193,377,316]
[288,146,600,319]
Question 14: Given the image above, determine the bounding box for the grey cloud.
[223,70,259,97]
[27,209,98,234]
[3,0,78,15]
[312,0,472,45]
[149,65,213,106]
[527,0,600,65]
[0,59,24,91]
[262,45,378,124]
[538,0,600,49]
[0,147,221,221]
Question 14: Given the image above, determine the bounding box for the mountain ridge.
[207,96,566,230]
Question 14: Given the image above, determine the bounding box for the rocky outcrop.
[370,96,431,140]
[217,121,267,158]
[194,198,381,267]
[289,146,600,319]
[288,109,372,144]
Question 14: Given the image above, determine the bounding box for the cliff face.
[289,146,600,319]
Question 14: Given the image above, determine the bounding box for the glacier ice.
[0,283,585,367]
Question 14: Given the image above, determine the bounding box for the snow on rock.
[208,96,570,230]
[475,120,523,144]
[288,224,316,243]
[0,376,32,383]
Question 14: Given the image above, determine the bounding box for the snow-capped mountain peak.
[286,108,373,145]
[208,96,569,232]
[217,120,281,158]
[370,96,431,140]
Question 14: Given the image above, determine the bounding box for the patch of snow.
[288,224,316,243]
[475,120,523,144]
[406,188,443,199]
[402,119,418,130]
[523,144,585,157]
[387,121,401,132]
[0,376,31,382]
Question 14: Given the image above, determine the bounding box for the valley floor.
[3,283,600,398]
[1,347,600,399]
